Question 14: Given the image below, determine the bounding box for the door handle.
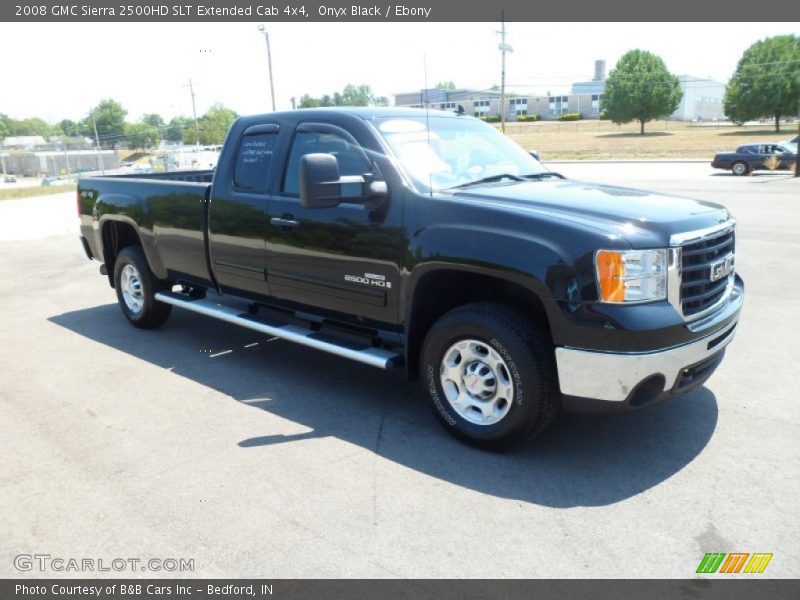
[270,217,300,229]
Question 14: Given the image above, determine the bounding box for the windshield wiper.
[446,173,527,190]
[522,172,565,180]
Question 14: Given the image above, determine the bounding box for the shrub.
[479,115,501,123]
[558,113,582,121]
[515,114,540,122]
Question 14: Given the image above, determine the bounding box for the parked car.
[41,177,62,186]
[711,143,797,175]
[3,175,17,183]
[78,108,743,450]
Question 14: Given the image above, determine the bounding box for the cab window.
[282,130,370,197]
[233,132,278,192]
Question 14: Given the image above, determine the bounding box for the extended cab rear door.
[264,118,405,326]
[207,122,281,297]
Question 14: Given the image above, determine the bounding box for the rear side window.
[282,130,370,196]
[233,133,278,192]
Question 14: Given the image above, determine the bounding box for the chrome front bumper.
[555,302,741,406]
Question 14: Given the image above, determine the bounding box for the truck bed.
[79,172,213,285]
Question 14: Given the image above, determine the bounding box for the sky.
[0,22,797,123]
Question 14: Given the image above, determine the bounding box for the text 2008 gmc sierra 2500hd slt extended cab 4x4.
[78,108,743,450]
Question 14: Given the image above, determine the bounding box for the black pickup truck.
[78,108,743,450]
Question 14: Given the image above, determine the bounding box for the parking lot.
[0,163,798,578]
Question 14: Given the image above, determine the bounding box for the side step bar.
[154,291,402,370]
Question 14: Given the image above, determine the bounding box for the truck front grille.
[680,227,735,318]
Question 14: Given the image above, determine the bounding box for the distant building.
[393,88,503,110]
[393,90,604,121]
[671,76,725,121]
[1,136,47,150]
[393,60,607,121]
[571,60,606,95]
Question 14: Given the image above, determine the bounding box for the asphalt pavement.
[0,163,798,578]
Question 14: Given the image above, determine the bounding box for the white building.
[671,76,726,121]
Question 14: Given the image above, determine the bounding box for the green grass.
[0,183,76,201]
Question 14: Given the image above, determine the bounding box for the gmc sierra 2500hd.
[78,108,743,450]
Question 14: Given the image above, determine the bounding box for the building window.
[509,98,528,117]
[473,99,491,116]
[548,95,569,116]
[440,102,456,110]
[591,94,603,114]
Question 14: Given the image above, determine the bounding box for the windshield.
[375,115,547,193]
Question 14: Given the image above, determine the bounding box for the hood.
[450,179,730,248]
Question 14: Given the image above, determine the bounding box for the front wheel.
[113,246,172,329]
[420,302,559,451]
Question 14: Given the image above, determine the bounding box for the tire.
[113,246,172,329]
[420,302,559,451]
[731,161,749,176]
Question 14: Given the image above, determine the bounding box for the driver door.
[265,122,403,325]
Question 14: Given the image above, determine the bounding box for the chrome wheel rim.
[439,339,514,426]
[120,264,144,314]
[733,163,746,175]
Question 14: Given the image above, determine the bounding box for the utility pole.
[257,24,277,111]
[185,78,201,147]
[497,12,513,133]
[92,114,105,175]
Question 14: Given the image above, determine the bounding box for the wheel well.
[405,270,552,379]
[102,221,142,287]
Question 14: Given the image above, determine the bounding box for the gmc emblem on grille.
[709,255,735,282]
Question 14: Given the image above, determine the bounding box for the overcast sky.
[0,22,796,123]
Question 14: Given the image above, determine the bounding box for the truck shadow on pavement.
[50,304,719,508]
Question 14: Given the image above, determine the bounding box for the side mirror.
[299,153,387,209]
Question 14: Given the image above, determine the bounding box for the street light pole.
[497,12,513,134]
[795,99,799,178]
[92,114,105,175]
[257,24,277,112]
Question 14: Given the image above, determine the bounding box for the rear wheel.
[113,246,172,329]
[731,161,749,176]
[420,302,559,451]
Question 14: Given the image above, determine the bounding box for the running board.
[154,291,402,370]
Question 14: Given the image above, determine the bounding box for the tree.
[126,123,159,150]
[298,94,321,109]
[436,81,457,90]
[0,115,10,140]
[58,119,79,137]
[602,50,682,134]
[164,116,192,143]
[142,113,165,128]
[297,85,386,109]
[340,84,374,106]
[11,117,52,137]
[724,35,800,132]
[198,103,237,145]
[86,99,127,145]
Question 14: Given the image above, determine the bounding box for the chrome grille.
[680,227,735,318]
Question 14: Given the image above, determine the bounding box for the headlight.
[595,249,667,303]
